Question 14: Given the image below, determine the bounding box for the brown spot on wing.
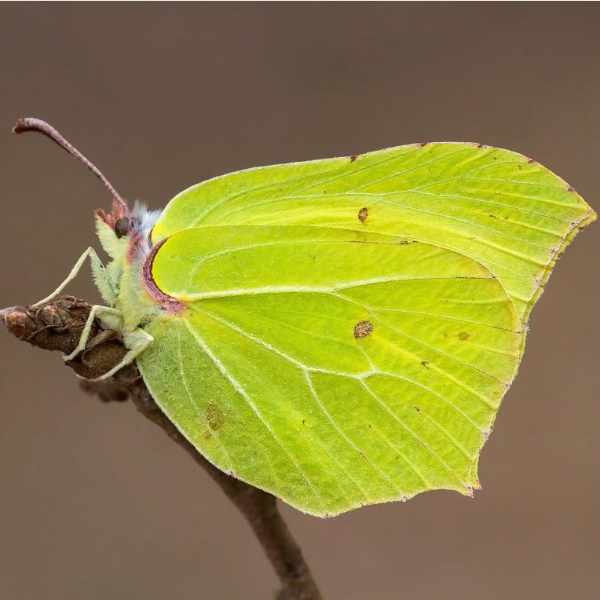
[350,154,359,162]
[358,206,368,223]
[354,320,373,338]
[206,403,225,431]
[458,331,470,341]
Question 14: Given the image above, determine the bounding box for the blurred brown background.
[0,4,598,599]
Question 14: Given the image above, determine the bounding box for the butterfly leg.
[63,305,123,363]
[33,247,112,307]
[86,328,154,382]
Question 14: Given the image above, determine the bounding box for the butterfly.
[15,118,595,517]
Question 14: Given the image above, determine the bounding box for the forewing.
[138,226,523,516]
[152,144,596,324]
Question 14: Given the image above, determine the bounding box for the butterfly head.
[13,117,163,261]
[95,200,161,266]
[96,198,130,236]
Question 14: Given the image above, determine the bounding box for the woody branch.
[0,296,322,600]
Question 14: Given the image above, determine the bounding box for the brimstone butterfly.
[14,118,595,517]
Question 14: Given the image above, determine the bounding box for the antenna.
[13,117,127,211]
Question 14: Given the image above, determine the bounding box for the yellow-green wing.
[152,143,596,326]
[137,226,523,516]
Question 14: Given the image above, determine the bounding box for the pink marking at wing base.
[142,238,186,314]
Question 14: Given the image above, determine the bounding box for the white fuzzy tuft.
[131,201,162,241]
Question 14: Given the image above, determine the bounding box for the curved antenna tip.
[13,116,44,134]
[12,119,24,134]
[11,116,127,211]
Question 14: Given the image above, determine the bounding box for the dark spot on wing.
[206,403,225,431]
[358,206,368,223]
[419,142,428,147]
[354,320,373,338]
[421,360,430,368]
[458,331,470,341]
[350,154,359,162]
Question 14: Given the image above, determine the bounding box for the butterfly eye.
[114,217,130,238]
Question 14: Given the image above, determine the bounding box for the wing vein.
[182,319,326,511]
[304,371,398,499]
[175,325,235,471]
[360,380,467,489]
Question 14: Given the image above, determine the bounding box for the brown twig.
[0,296,323,600]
